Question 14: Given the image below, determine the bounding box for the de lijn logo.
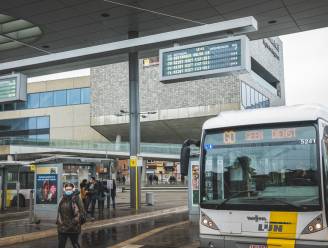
[247,215,289,233]
[258,223,283,232]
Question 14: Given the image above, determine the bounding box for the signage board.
[159,36,250,83]
[130,156,137,168]
[0,73,27,102]
[35,166,58,205]
[107,179,113,190]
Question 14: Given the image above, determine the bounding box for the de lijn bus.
[180,105,328,248]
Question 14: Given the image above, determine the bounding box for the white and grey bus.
[181,105,328,248]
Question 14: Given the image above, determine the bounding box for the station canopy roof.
[1,0,328,65]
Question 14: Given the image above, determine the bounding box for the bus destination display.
[159,36,250,83]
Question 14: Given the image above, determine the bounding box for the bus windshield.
[201,124,320,211]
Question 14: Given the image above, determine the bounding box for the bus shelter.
[33,156,113,220]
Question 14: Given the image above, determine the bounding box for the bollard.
[146,192,154,206]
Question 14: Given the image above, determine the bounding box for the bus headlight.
[302,214,323,234]
[201,212,219,230]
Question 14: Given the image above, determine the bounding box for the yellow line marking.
[136,167,138,210]
[267,211,298,248]
[110,220,189,248]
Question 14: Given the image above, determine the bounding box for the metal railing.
[0,138,199,156]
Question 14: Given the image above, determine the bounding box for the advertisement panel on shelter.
[192,163,200,206]
[36,167,58,205]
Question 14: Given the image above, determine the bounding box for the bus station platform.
[0,191,187,246]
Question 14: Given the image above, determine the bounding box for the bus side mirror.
[180,145,191,176]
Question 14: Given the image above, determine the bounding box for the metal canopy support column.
[129,31,141,210]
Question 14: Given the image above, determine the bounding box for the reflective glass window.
[81,88,90,104]
[39,92,54,108]
[259,94,263,107]
[67,89,81,105]
[16,101,26,110]
[28,117,37,129]
[4,103,15,111]
[246,84,251,108]
[254,91,259,107]
[37,116,50,129]
[37,134,49,141]
[54,90,67,106]
[250,88,255,107]
[28,135,37,141]
[28,93,40,108]
[241,83,247,107]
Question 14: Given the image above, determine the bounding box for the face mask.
[64,190,73,196]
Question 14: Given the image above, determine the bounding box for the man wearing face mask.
[56,183,83,248]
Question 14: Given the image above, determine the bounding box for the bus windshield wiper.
[216,190,256,208]
[255,197,300,208]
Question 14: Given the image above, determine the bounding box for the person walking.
[111,179,117,209]
[56,183,84,248]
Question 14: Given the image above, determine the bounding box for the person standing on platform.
[80,179,88,211]
[111,179,117,209]
[87,177,98,220]
[56,183,83,248]
[97,181,106,214]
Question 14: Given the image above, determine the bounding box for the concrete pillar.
[115,134,121,151]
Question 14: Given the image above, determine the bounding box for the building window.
[28,117,37,130]
[0,116,50,143]
[81,88,90,104]
[67,88,81,105]
[39,92,54,108]
[4,103,15,111]
[0,87,90,112]
[37,116,50,129]
[241,82,270,109]
[54,90,67,106]
[27,93,40,109]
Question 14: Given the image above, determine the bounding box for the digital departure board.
[0,73,27,102]
[159,36,250,83]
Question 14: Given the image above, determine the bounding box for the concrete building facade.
[0,76,106,144]
[90,37,285,143]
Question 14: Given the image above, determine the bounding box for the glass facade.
[241,82,269,109]
[0,87,90,112]
[0,116,50,142]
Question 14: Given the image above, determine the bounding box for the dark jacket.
[87,182,98,200]
[56,194,82,234]
[111,180,116,198]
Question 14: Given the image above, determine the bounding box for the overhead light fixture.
[0,13,43,51]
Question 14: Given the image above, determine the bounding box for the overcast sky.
[29,27,328,107]
[280,27,328,106]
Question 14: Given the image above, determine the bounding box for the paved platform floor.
[0,191,187,240]
[8,213,200,248]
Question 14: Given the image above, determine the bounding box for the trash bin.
[146,192,154,206]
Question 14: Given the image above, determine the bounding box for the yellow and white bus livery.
[181,104,328,248]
